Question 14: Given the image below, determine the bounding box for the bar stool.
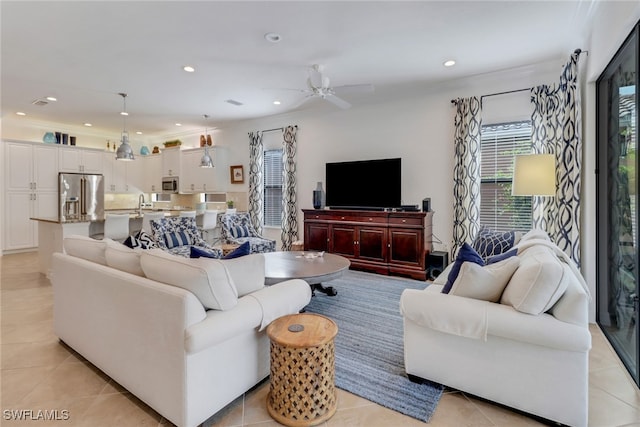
[200,210,220,245]
[180,211,196,218]
[104,214,130,242]
[142,212,165,234]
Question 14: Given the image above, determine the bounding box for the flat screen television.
[325,158,401,210]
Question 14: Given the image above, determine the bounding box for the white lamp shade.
[512,154,556,196]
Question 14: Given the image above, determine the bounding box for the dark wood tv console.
[303,209,433,281]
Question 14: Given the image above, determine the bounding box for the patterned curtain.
[530,50,582,266]
[281,125,298,250]
[248,131,264,234]
[452,96,482,257]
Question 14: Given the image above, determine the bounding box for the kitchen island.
[31,211,174,276]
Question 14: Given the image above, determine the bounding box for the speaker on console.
[428,250,449,280]
[422,198,431,212]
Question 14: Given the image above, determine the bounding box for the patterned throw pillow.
[472,226,516,261]
[163,231,191,249]
[123,230,158,250]
[230,225,251,238]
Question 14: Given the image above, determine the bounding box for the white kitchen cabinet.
[59,147,103,173]
[140,155,162,193]
[162,148,181,177]
[4,141,60,250]
[180,147,226,193]
[5,142,59,192]
[103,153,140,193]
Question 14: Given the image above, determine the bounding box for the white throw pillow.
[501,246,568,315]
[140,249,238,310]
[449,256,520,302]
[105,240,145,277]
[219,254,266,297]
[63,235,107,265]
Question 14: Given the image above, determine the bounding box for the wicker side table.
[266,313,338,427]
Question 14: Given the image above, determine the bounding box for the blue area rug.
[305,270,444,422]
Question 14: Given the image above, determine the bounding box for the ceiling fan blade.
[332,83,375,94]
[324,94,351,109]
[292,94,315,109]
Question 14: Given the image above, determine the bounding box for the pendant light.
[200,114,214,168]
[116,92,135,161]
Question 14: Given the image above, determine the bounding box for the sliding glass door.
[596,22,639,387]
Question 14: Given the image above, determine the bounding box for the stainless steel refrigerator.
[59,173,104,221]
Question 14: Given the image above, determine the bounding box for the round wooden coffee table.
[263,251,350,296]
[266,313,338,426]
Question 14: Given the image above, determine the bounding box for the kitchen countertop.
[30,210,190,224]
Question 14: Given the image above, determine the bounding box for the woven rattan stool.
[266,313,338,427]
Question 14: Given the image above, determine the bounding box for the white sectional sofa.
[400,232,591,427]
[50,236,311,427]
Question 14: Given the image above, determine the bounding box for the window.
[480,121,533,232]
[264,149,283,227]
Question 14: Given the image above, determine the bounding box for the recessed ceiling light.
[16,111,26,116]
[46,96,57,102]
[443,60,456,67]
[175,123,182,127]
[84,123,92,127]
[264,32,282,43]
[183,65,195,73]
[136,131,143,135]
[273,100,281,105]
[120,111,129,116]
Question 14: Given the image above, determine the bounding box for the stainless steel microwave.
[162,177,179,193]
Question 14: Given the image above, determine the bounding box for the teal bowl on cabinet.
[140,146,150,155]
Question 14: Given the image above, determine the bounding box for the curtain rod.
[451,49,587,104]
[262,127,284,133]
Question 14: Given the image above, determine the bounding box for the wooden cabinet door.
[330,225,357,257]
[305,223,330,251]
[357,226,387,262]
[388,228,423,266]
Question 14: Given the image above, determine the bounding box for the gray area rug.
[304,270,444,422]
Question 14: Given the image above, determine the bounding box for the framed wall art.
[230,165,244,184]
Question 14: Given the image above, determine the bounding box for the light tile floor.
[2,252,639,426]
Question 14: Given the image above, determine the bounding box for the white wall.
[214,60,562,254]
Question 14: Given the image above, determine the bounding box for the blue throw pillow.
[190,246,220,259]
[472,226,516,261]
[486,248,518,264]
[223,242,251,259]
[164,231,191,249]
[442,243,484,294]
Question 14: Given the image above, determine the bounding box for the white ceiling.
[1,1,598,137]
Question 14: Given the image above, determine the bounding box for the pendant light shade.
[116,92,135,161]
[200,145,213,168]
[200,114,214,168]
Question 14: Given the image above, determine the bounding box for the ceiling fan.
[287,64,374,109]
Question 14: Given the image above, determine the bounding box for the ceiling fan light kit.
[281,63,374,110]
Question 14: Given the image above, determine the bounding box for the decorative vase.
[200,135,206,147]
[43,132,56,144]
[313,182,324,209]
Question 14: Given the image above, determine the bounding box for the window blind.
[264,149,283,226]
[480,121,533,232]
